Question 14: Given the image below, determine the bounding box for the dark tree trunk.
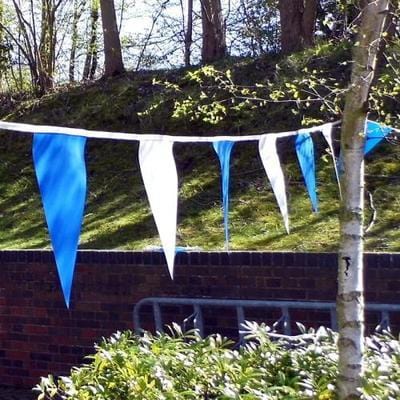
[201,0,226,63]
[184,0,193,67]
[83,0,99,81]
[38,0,57,93]
[69,0,82,82]
[0,0,6,77]
[99,0,124,77]
[301,0,318,47]
[278,0,318,54]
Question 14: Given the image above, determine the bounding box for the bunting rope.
[0,119,397,140]
[0,120,341,142]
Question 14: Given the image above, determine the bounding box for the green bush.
[35,322,400,400]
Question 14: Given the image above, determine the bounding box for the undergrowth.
[35,323,400,400]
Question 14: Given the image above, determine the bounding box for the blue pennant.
[365,121,392,155]
[295,133,318,212]
[33,134,87,308]
[213,141,235,249]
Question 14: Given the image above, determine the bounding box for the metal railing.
[133,297,400,338]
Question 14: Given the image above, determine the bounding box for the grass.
[1,125,400,252]
[1,43,400,252]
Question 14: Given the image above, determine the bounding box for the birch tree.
[337,1,389,398]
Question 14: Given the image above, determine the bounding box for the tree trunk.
[99,0,124,77]
[337,1,389,399]
[301,0,318,47]
[38,0,57,93]
[69,0,82,82]
[184,0,193,67]
[0,0,6,87]
[201,0,226,63]
[278,0,318,54]
[83,0,99,81]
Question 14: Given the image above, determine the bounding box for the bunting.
[337,120,394,176]
[321,123,341,198]
[365,120,393,155]
[32,133,87,308]
[139,140,178,278]
[295,132,318,212]
[213,141,235,249]
[0,118,395,307]
[259,135,289,233]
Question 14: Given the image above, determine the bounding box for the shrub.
[35,322,400,400]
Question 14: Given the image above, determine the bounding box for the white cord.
[0,120,341,143]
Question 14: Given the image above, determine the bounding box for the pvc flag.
[213,141,235,249]
[32,133,87,308]
[259,135,289,233]
[321,123,341,198]
[295,133,318,212]
[139,140,178,277]
[365,120,392,155]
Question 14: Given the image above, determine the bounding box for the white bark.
[337,1,389,399]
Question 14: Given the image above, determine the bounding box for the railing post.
[193,304,205,337]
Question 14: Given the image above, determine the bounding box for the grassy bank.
[1,43,400,252]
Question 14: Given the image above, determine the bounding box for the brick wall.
[0,250,399,388]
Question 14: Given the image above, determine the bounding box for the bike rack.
[133,297,400,337]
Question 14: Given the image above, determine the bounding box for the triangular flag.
[338,120,393,175]
[212,141,235,249]
[365,120,392,155]
[295,132,318,212]
[321,123,342,198]
[259,135,289,233]
[139,140,178,278]
[33,133,87,308]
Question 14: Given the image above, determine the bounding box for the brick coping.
[0,249,398,267]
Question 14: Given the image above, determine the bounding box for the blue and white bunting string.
[0,118,396,307]
[213,141,235,250]
[33,133,87,308]
[0,120,338,142]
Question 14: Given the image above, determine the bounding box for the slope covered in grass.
[1,43,400,252]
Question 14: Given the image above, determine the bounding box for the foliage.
[228,0,280,57]
[143,33,400,131]
[370,39,400,127]
[141,40,353,129]
[35,323,400,400]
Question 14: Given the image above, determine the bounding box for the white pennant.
[259,135,289,233]
[321,123,342,198]
[139,140,178,277]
